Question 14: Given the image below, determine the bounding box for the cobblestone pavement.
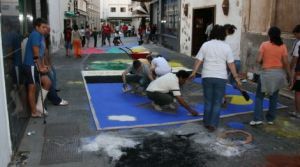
[15,37,300,167]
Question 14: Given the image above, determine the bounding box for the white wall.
[180,0,243,56]
[48,0,66,53]
[100,0,132,20]
[0,14,13,166]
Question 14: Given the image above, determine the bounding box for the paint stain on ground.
[108,115,136,122]
[88,62,129,70]
[115,134,214,167]
[67,81,84,85]
[263,116,300,138]
[169,61,184,67]
[265,154,300,167]
[226,95,253,105]
[107,48,124,53]
[81,134,139,161]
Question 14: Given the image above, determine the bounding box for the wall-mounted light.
[19,14,24,22]
[161,20,166,23]
[222,0,229,16]
[26,14,33,22]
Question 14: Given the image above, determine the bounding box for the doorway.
[191,7,215,56]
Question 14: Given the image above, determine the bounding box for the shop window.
[111,7,116,12]
[161,0,179,36]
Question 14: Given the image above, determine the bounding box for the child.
[113,30,123,46]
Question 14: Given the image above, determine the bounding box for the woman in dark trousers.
[92,27,98,48]
[249,27,291,126]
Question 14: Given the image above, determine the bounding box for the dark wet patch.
[115,134,214,167]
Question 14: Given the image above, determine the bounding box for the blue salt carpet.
[86,78,286,130]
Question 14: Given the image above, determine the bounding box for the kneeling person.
[146,70,199,116]
[122,60,154,92]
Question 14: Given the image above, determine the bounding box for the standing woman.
[190,25,241,132]
[71,25,82,58]
[250,27,291,125]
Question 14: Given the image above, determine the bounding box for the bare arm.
[190,59,203,79]
[175,96,198,116]
[256,52,263,64]
[147,70,154,81]
[290,56,297,73]
[122,70,129,84]
[282,56,292,82]
[33,46,47,73]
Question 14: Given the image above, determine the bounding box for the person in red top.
[138,25,145,45]
[63,24,72,56]
[250,27,291,126]
[122,24,128,37]
[101,23,112,47]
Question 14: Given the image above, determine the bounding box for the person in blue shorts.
[23,18,51,117]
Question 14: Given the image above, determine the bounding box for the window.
[120,7,126,12]
[110,7,116,12]
[161,0,179,36]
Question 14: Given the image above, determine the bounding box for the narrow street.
[13,37,300,167]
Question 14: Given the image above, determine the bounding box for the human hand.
[189,73,196,81]
[288,78,294,90]
[122,83,130,92]
[235,77,242,88]
[189,109,199,116]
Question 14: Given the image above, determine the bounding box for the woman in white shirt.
[190,25,241,132]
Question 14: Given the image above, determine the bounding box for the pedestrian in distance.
[71,25,82,58]
[92,27,98,48]
[63,24,72,56]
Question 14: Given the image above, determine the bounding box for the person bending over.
[122,60,154,93]
[146,70,199,116]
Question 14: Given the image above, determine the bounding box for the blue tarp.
[86,78,286,130]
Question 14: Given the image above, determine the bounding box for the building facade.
[241,0,300,73]
[131,1,150,34]
[150,0,181,51]
[48,0,88,53]
[179,0,243,56]
[87,0,100,29]
[100,0,132,26]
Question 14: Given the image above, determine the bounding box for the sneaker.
[151,102,162,111]
[59,99,69,106]
[267,121,274,125]
[249,120,263,126]
[288,111,300,118]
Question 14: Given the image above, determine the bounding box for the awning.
[64,11,76,17]
[132,6,148,14]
